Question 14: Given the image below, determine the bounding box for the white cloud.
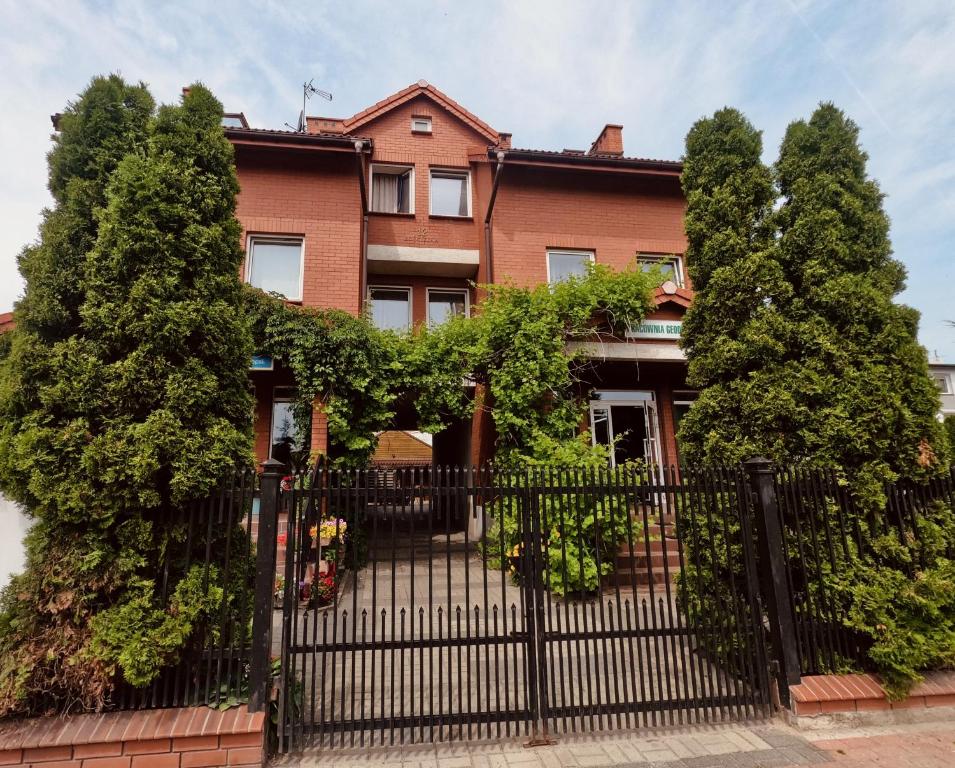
[0,0,953,355]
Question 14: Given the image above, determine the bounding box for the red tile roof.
[340,80,500,143]
[503,147,682,172]
[224,126,371,153]
[653,286,694,308]
[225,126,366,142]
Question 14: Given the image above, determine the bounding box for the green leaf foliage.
[248,262,657,468]
[680,103,946,491]
[0,80,253,715]
[244,288,399,467]
[482,438,637,597]
[89,565,224,688]
[248,265,657,592]
[677,103,953,694]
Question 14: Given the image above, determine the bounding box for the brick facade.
[230,81,692,468]
[235,149,361,314]
[490,166,686,288]
[363,95,487,254]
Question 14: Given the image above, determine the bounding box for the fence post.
[248,458,285,713]
[744,456,801,707]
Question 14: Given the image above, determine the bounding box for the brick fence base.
[0,708,266,768]
[789,670,955,717]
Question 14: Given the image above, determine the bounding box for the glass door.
[589,391,664,470]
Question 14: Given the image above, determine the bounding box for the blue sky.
[1,0,953,358]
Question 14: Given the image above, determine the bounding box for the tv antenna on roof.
[290,79,332,132]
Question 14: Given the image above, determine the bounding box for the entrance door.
[589,390,664,469]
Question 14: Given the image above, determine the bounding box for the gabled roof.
[653,286,694,309]
[341,80,500,143]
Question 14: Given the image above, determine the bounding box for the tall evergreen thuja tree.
[0,76,154,714]
[772,105,952,693]
[678,103,953,695]
[0,82,253,716]
[679,103,947,483]
[0,76,154,501]
[775,104,946,497]
[678,108,795,461]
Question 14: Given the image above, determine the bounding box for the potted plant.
[273,575,285,610]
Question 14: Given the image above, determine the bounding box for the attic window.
[221,113,248,128]
[371,164,414,214]
[430,170,470,217]
[411,117,432,134]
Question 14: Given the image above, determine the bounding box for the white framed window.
[411,116,432,133]
[427,288,469,326]
[547,249,594,284]
[370,164,414,214]
[429,169,471,217]
[637,253,684,288]
[934,372,952,395]
[270,387,308,463]
[369,286,412,332]
[246,236,304,301]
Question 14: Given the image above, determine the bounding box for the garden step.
[614,552,682,570]
[604,569,677,587]
[605,529,683,587]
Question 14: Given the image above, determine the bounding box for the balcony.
[366,244,480,278]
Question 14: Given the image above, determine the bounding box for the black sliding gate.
[275,465,772,751]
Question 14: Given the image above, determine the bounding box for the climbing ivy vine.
[247,265,658,600]
[245,262,658,467]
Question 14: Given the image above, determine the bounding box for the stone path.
[274,717,955,768]
[272,525,759,742]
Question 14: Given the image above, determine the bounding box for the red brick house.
[229,80,695,469]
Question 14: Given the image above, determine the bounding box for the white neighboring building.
[929,362,955,418]
[0,494,29,590]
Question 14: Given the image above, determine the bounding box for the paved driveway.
[274,717,955,768]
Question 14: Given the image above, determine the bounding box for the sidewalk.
[277,717,955,768]
[805,719,955,767]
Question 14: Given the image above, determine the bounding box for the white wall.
[0,494,30,590]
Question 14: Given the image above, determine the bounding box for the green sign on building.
[627,320,683,340]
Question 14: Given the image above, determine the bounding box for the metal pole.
[249,457,286,712]
[744,456,801,707]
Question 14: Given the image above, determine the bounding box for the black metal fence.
[112,471,259,710]
[107,459,955,750]
[774,465,955,676]
[272,464,772,751]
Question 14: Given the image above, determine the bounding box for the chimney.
[306,116,345,134]
[589,124,623,156]
[497,132,512,150]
